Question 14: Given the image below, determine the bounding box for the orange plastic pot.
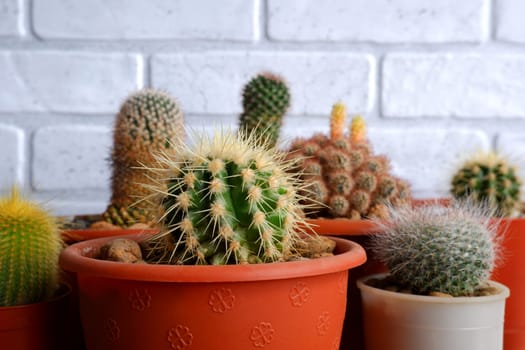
[305,219,385,350]
[0,284,79,350]
[62,228,158,244]
[60,234,366,350]
[492,217,525,350]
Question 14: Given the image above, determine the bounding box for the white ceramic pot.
[357,273,510,350]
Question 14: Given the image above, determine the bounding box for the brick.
[0,51,142,113]
[32,126,111,191]
[383,53,525,118]
[369,128,490,198]
[495,0,525,43]
[152,52,374,115]
[0,125,24,190]
[496,133,525,179]
[33,0,256,41]
[267,0,486,43]
[0,0,23,36]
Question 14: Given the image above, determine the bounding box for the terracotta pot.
[492,217,525,350]
[305,218,385,350]
[0,283,81,350]
[62,228,158,244]
[358,274,509,350]
[60,234,366,350]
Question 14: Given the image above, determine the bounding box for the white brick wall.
[1,0,524,215]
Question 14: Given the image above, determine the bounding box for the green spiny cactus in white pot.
[357,201,510,350]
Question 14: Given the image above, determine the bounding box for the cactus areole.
[145,129,310,265]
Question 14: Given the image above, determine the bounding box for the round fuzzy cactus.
[239,72,290,148]
[286,102,411,220]
[0,188,62,306]
[144,129,311,265]
[372,202,497,297]
[103,89,185,227]
[451,152,522,217]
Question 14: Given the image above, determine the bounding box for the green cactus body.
[0,188,62,306]
[286,103,411,220]
[145,129,308,265]
[451,153,522,217]
[239,73,290,148]
[104,89,185,227]
[372,202,496,297]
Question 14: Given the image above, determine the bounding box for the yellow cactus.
[350,115,366,144]
[330,102,347,140]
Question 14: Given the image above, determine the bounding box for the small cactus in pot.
[451,152,522,217]
[143,128,320,265]
[371,201,498,297]
[286,102,411,220]
[0,187,63,306]
[238,72,290,149]
[103,89,185,228]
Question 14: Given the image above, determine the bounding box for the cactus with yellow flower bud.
[451,152,522,217]
[286,102,411,220]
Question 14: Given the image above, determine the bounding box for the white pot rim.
[357,273,510,304]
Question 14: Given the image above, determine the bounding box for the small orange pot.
[492,217,525,350]
[0,284,79,350]
[60,234,366,350]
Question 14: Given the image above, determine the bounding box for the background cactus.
[451,152,522,217]
[286,102,411,220]
[371,201,497,297]
[144,129,311,265]
[103,89,185,227]
[238,72,290,148]
[0,188,62,306]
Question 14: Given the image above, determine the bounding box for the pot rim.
[357,273,510,304]
[60,234,367,283]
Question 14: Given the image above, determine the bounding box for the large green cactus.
[372,202,497,297]
[0,188,62,306]
[144,129,310,265]
[451,152,522,217]
[103,89,185,227]
[239,72,290,148]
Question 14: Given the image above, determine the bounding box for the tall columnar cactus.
[0,188,62,306]
[103,89,185,227]
[239,72,291,148]
[286,102,411,220]
[144,129,310,265]
[372,202,497,297]
[451,152,522,217]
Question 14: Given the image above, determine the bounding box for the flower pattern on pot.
[289,281,310,307]
[168,325,193,350]
[317,312,330,336]
[208,287,235,313]
[103,318,120,342]
[250,322,275,347]
[128,288,151,312]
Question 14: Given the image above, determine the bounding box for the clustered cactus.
[372,201,497,297]
[286,102,411,220]
[144,129,310,265]
[451,152,522,217]
[103,89,185,227]
[0,188,62,306]
[238,72,291,148]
